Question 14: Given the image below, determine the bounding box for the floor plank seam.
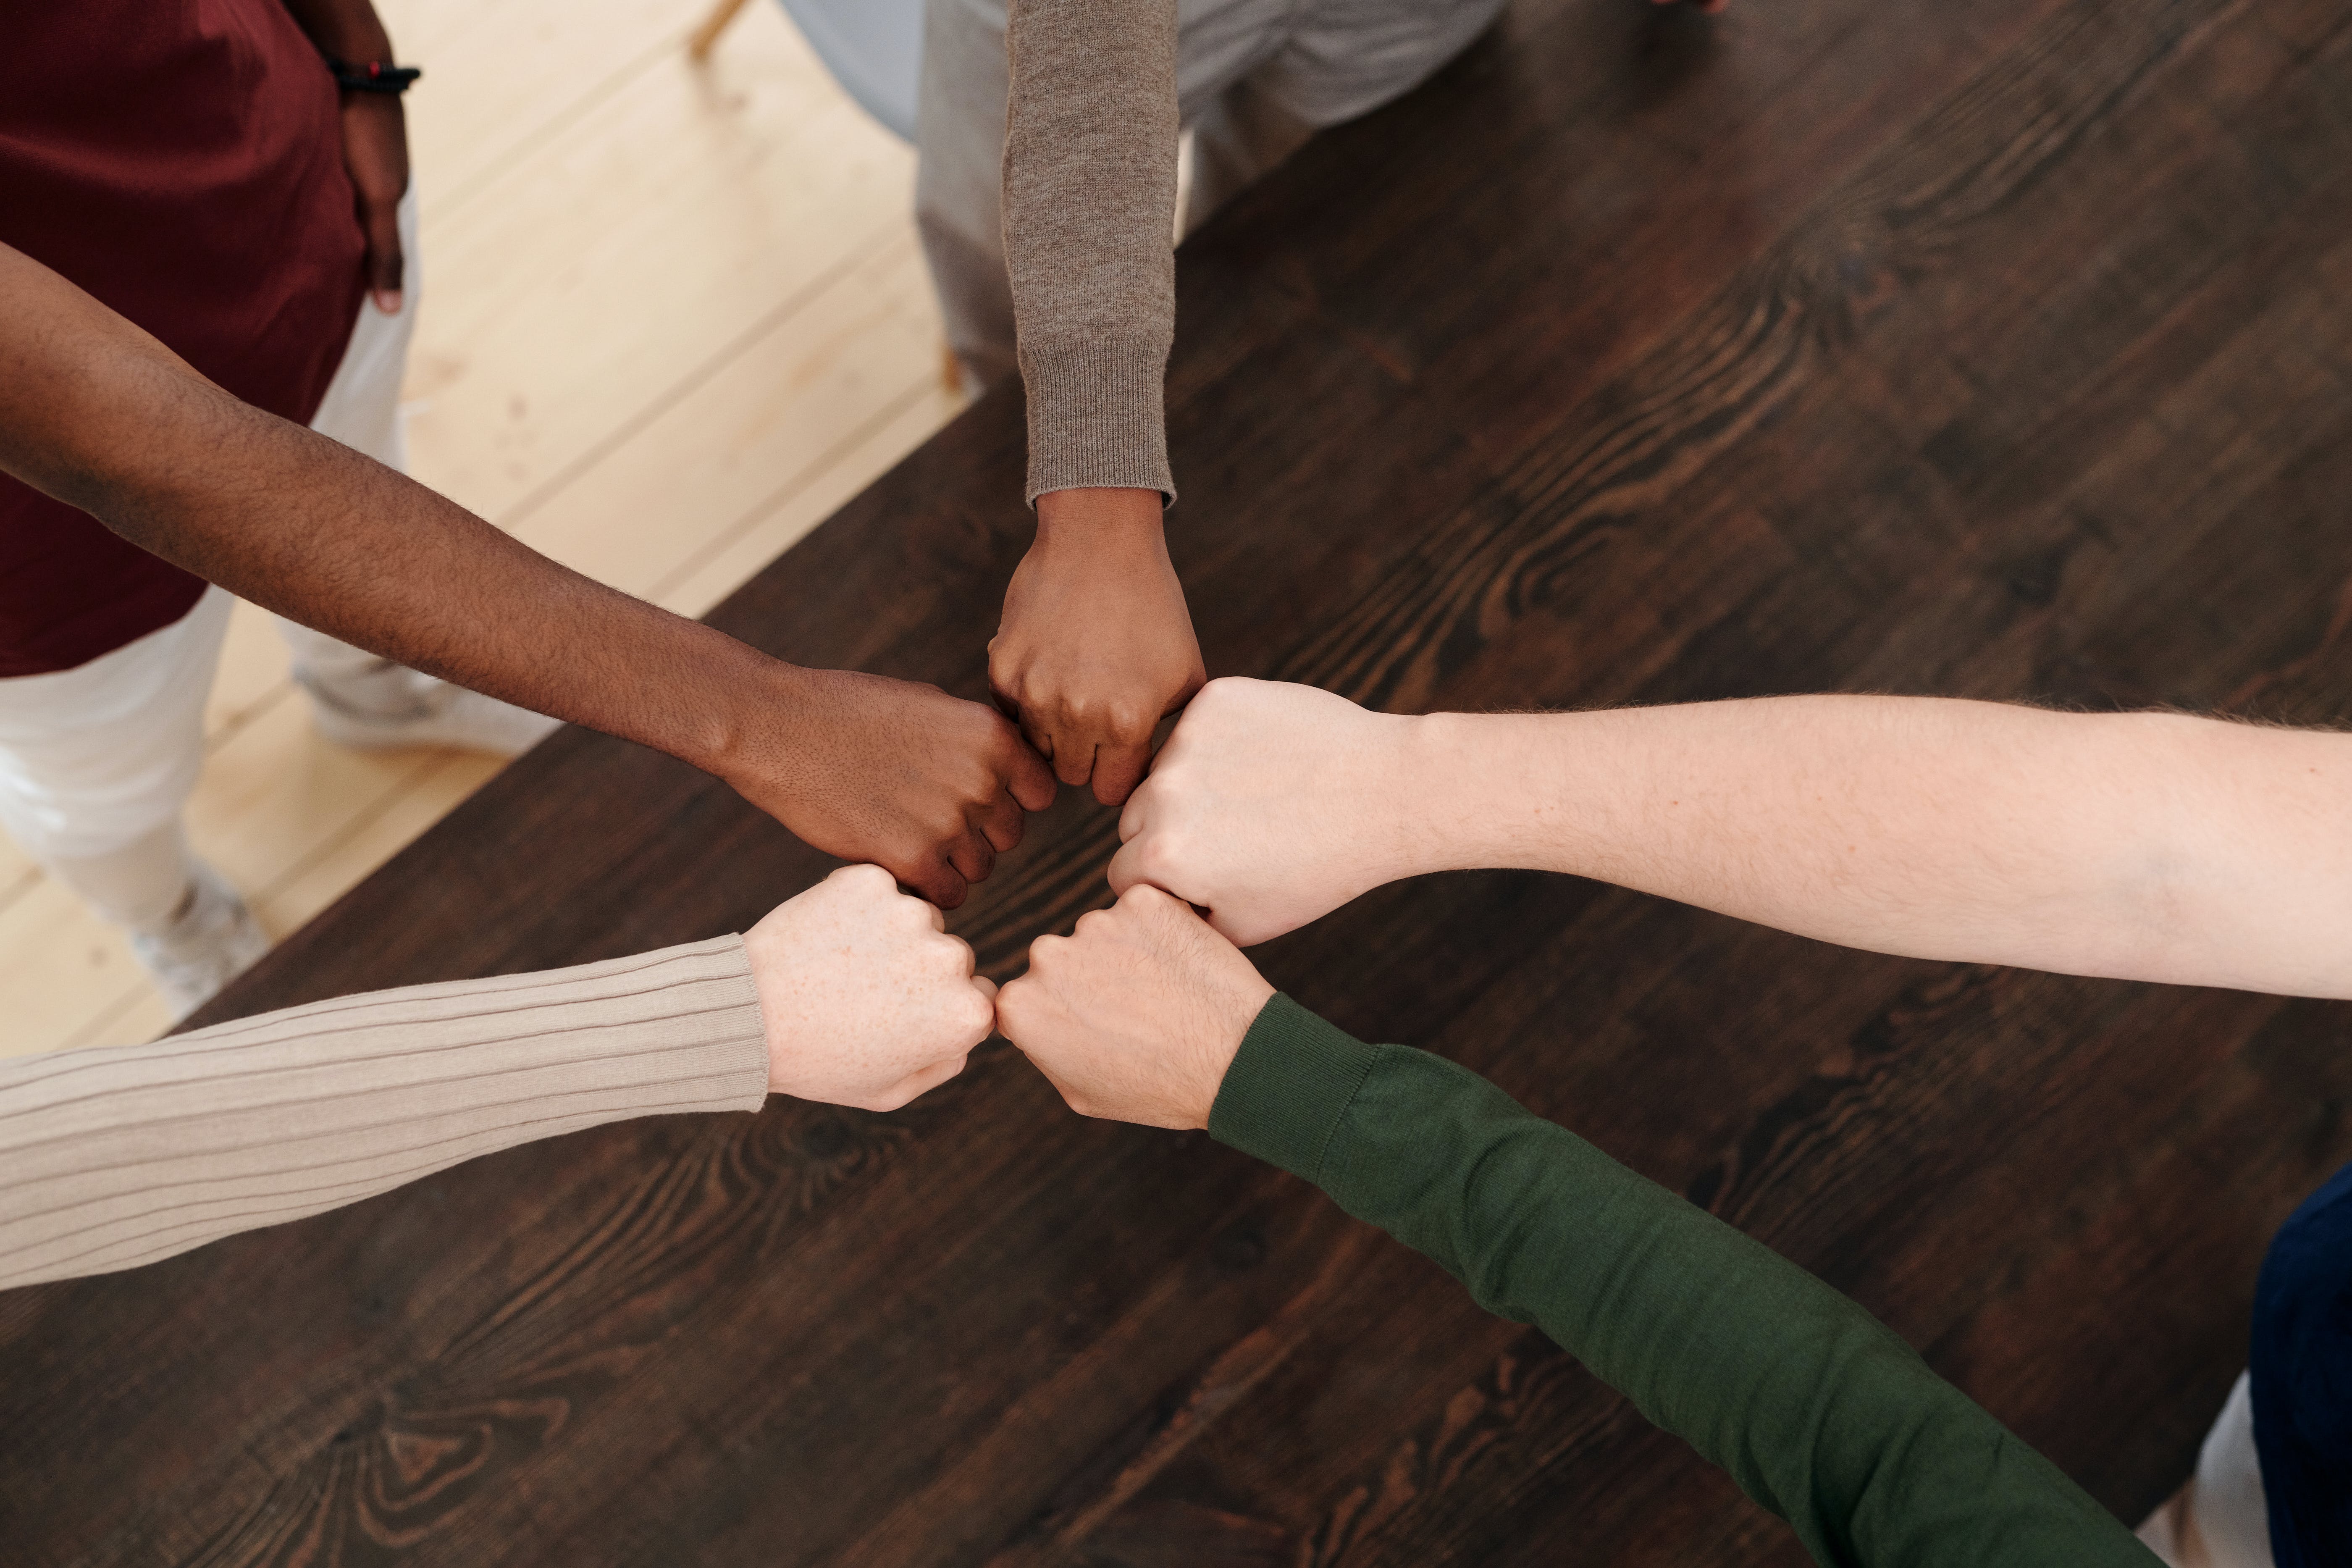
[430,24,698,220]
[486,218,913,542]
[646,370,950,609]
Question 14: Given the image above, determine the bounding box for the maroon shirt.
[0,0,367,677]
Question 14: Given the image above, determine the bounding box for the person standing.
[0,0,551,1013]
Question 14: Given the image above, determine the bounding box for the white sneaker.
[129,859,272,1019]
[300,663,561,758]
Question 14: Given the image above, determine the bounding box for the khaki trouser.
[916,0,1508,386]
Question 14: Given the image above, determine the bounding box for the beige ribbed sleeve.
[0,934,769,1292]
[1004,0,1181,504]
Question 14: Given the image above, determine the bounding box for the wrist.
[1396,712,1592,879]
[1383,712,1479,880]
[309,21,396,67]
[1032,487,1163,550]
[659,631,811,790]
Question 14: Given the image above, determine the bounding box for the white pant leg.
[2194,1373,2276,1568]
[2140,1372,2278,1568]
[276,187,421,698]
[0,586,235,927]
[1188,0,1506,227]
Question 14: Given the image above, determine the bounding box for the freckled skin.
[746,866,998,1111]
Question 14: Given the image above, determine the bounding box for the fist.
[995,884,1274,1129]
[1108,678,1427,945]
[728,666,1057,910]
[988,489,1207,807]
[745,865,996,1111]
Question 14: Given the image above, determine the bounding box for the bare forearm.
[85,395,780,772]
[1402,697,2352,996]
[0,249,779,787]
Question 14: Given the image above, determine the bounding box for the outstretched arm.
[989,0,1205,806]
[0,242,1053,905]
[1110,678,2352,997]
[996,888,2159,1568]
[0,866,993,1292]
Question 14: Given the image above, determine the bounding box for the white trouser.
[0,192,421,932]
[916,0,1509,385]
[2141,1371,2276,1568]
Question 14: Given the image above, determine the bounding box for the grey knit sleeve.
[1003,0,1181,504]
[0,934,769,1292]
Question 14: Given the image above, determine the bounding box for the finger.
[903,856,969,910]
[978,787,1026,854]
[1047,723,1097,789]
[946,829,995,888]
[1105,836,1150,898]
[364,198,404,313]
[1165,660,1208,718]
[1006,735,1058,812]
[1116,784,1153,844]
[992,974,1029,1040]
[987,677,1048,761]
[987,655,1021,723]
[1116,882,1180,917]
[1089,738,1152,808]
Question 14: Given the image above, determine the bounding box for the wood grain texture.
[7,0,2352,1562]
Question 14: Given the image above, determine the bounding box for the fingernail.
[374,289,404,315]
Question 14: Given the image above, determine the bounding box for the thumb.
[364,197,405,313]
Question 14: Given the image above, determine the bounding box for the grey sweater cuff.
[1020,336,1178,505]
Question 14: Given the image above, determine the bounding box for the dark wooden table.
[8,0,2351,1560]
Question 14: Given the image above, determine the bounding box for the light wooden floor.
[0,0,965,1058]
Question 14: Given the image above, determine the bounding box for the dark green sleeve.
[1207,995,2158,1568]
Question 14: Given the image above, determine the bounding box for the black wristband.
[328,58,422,94]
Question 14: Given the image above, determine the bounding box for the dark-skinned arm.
[0,243,1053,904]
[274,0,410,310]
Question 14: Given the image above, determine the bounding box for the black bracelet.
[328,57,422,94]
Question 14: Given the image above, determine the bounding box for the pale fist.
[989,489,1207,807]
[745,865,996,1111]
[1108,678,1426,945]
[995,884,1274,1129]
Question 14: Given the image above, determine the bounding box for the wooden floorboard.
[6,0,2351,1562]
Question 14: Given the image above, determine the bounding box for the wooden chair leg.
[687,0,757,62]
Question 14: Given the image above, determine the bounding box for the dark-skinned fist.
[988,487,1206,808]
[725,666,1056,908]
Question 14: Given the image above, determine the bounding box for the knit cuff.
[1208,994,1382,1186]
[1019,336,1177,505]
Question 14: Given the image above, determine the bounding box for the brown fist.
[988,488,1206,808]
